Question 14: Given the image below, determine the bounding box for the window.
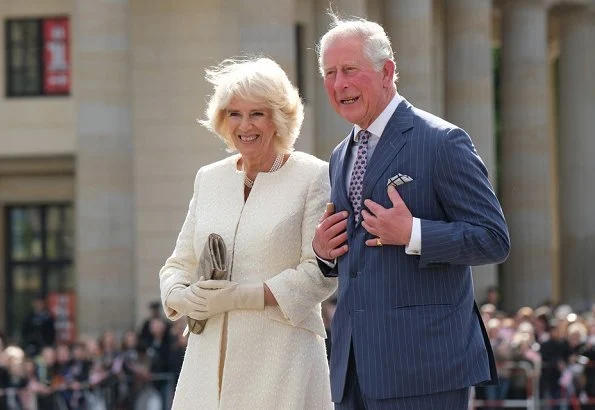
[4,204,75,342]
[5,16,70,97]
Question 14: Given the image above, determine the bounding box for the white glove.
[166,283,205,320]
[193,280,264,320]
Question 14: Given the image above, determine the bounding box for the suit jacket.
[321,98,510,401]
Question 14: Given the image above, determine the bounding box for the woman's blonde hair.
[198,57,304,153]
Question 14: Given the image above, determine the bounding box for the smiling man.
[312,14,511,410]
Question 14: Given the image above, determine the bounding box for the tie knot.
[356,129,370,145]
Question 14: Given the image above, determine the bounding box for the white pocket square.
[387,173,414,187]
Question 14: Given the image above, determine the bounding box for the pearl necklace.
[244,153,284,189]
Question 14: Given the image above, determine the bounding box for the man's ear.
[382,59,396,88]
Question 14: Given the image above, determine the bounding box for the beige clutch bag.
[186,233,229,335]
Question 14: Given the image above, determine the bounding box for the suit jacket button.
[350,271,357,278]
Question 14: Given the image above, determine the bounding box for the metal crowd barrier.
[3,363,594,410]
[472,359,595,410]
[0,372,176,410]
[472,361,539,409]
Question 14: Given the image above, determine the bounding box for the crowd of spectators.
[475,287,595,409]
[2,292,594,410]
[0,301,186,410]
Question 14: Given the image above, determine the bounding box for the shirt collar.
[354,92,403,141]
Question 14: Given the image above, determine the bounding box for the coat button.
[350,271,358,278]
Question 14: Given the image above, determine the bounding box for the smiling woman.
[159,56,336,410]
[199,57,302,155]
[197,58,305,197]
[223,97,280,186]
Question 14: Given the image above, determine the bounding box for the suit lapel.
[361,99,414,203]
[334,130,355,214]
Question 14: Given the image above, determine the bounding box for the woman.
[159,57,336,409]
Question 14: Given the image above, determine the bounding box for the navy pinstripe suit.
[322,98,510,403]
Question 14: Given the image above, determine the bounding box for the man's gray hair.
[316,11,398,83]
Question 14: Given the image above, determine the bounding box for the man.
[138,300,171,349]
[313,15,510,409]
[21,295,56,357]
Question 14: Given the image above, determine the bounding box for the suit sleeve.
[265,162,338,326]
[158,169,202,320]
[419,128,510,268]
[319,151,340,277]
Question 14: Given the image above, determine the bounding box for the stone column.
[499,0,558,310]
[238,1,296,79]
[445,0,498,296]
[74,0,134,335]
[557,5,595,310]
[313,0,365,159]
[432,0,445,118]
[384,0,435,111]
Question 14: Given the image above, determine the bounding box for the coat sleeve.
[158,169,202,320]
[419,128,510,268]
[265,161,338,327]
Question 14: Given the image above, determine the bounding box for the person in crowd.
[98,330,119,374]
[0,346,28,410]
[586,319,595,399]
[139,301,171,349]
[561,321,591,404]
[539,319,571,409]
[481,286,504,312]
[482,317,514,409]
[312,12,510,409]
[0,342,8,392]
[159,56,337,409]
[166,322,187,384]
[21,295,56,358]
[34,345,58,407]
[515,306,535,327]
[533,305,553,343]
[146,319,170,410]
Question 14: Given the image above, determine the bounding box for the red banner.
[42,17,70,94]
[48,292,76,343]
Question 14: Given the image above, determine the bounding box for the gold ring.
[376,237,383,247]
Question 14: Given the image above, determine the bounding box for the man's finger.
[318,203,336,223]
[361,210,380,233]
[329,244,349,259]
[365,238,382,247]
[363,199,385,216]
[361,221,378,237]
[327,232,348,250]
[319,210,349,230]
[387,185,403,206]
[324,218,349,240]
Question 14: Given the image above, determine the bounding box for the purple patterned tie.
[349,130,370,223]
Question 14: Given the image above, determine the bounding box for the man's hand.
[313,205,349,260]
[361,185,413,246]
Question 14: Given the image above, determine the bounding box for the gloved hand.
[166,283,205,320]
[193,280,264,320]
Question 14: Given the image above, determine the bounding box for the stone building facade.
[0,0,593,339]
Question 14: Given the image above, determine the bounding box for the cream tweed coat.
[160,151,337,410]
